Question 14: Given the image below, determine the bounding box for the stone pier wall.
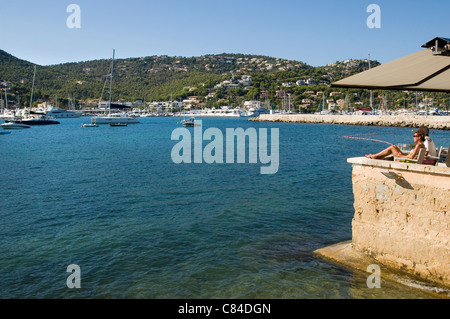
[347,157,449,287]
[250,114,450,130]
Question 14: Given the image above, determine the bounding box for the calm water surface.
[0,116,448,298]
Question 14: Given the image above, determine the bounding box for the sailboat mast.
[4,88,8,111]
[108,49,115,115]
[29,65,36,108]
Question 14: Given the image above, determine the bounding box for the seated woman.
[418,126,437,157]
[417,126,438,165]
[365,130,425,161]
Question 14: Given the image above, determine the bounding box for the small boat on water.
[0,131,11,134]
[109,123,128,127]
[81,123,99,127]
[180,117,199,127]
[248,107,270,117]
[1,122,31,129]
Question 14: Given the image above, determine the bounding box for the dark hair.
[415,130,425,142]
[418,126,429,136]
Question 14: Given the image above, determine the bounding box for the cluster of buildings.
[281,78,316,87]
[214,75,253,89]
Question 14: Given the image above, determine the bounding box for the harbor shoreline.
[249,114,450,130]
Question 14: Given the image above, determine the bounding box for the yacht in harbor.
[45,107,81,118]
[33,103,81,118]
[179,106,250,117]
[5,114,60,125]
[209,106,249,117]
[91,50,139,125]
[92,112,139,124]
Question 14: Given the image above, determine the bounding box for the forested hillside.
[5,48,442,112]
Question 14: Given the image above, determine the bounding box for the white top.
[424,136,437,157]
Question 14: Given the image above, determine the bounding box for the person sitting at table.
[365,130,425,161]
[418,126,437,157]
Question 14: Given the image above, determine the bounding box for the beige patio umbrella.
[332,37,450,93]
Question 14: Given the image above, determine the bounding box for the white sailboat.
[6,66,60,125]
[91,50,139,125]
[0,87,15,119]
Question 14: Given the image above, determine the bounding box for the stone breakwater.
[249,114,450,130]
[315,157,450,297]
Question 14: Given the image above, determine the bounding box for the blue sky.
[1,0,449,66]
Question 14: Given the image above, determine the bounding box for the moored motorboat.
[180,117,199,127]
[109,122,128,126]
[1,122,31,129]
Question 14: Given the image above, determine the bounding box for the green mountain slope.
[0,49,384,110]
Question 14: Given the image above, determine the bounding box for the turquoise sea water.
[0,117,449,299]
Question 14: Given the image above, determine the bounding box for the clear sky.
[1,0,449,66]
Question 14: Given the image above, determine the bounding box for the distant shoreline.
[249,114,450,130]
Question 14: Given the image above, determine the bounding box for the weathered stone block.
[348,157,450,287]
